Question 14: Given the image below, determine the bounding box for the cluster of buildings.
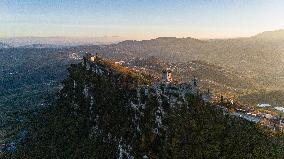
[230,104,284,132]
[213,103,284,132]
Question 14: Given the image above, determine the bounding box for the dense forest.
[6,60,284,159]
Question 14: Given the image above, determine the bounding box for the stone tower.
[191,76,199,95]
[162,69,173,83]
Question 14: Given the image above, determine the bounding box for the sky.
[1,0,284,39]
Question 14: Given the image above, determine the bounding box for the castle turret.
[83,53,98,70]
[90,56,96,62]
[192,76,198,87]
[162,69,173,83]
[191,76,199,95]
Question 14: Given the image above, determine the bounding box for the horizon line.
[0,29,283,41]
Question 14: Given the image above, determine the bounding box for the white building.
[115,61,125,65]
[257,104,271,108]
[275,107,284,112]
[90,56,96,62]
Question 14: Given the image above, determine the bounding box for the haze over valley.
[2,0,284,158]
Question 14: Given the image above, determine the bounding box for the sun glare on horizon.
[1,0,284,39]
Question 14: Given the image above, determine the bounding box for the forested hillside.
[10,59,284,159]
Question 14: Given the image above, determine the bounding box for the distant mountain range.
[253,29,284,40]
[0,36,125,47]
[86,30,284,90]
[16,44,65,49]
[2,29,284,88]
[1,29,284,48]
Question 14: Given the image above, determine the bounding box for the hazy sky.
[1,0,284,39]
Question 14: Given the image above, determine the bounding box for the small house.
[257,103,271,108]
